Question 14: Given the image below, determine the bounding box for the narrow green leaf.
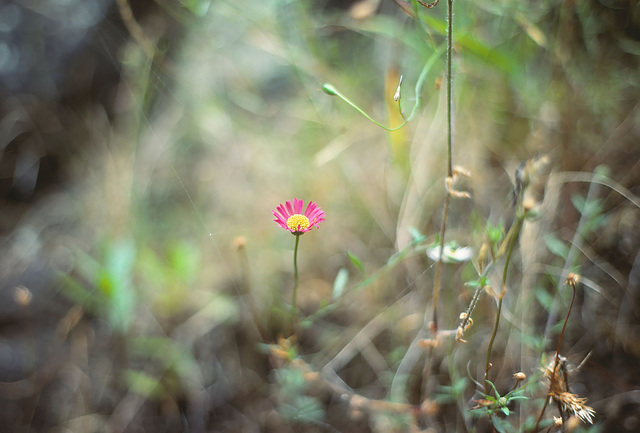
[408,226,425,243]
[534,287,554,311]
[346,251,364,274]
[571,194,587,214]
[544,233,568,259]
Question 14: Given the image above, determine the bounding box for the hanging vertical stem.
[421,0,455,407]
[446,0,454,178]
[431,0,455,334]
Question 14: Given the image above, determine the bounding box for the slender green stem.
[400,44,447,122]
[290,233,301,334]
[321,43,445,132]
[484,215,523,394]
[322,84,407,131]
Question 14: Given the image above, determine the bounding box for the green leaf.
[571,194,587,214]
[594,165,610,179]
[534,287,554,311]
[180,0,211,16]
[521,333,547,352]
[346,251,364,275]
[486,221,505,246]
[167,241,199,281]
[57,273,100,311]
[507,395,529,401]
[501,406,510,416]
[485,379,501,399]
[544,233,568,259]
[408,226,426,243]
[492,417,514,433]
[124,369,164,398]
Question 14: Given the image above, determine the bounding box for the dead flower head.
[543,357,595,424]
[556,392,595,424]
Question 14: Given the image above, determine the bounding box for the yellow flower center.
[286,214,310,232]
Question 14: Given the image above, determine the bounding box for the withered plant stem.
[421,0,454,407]
[446,0,454,178]
[484,215,523,395]
[431,193,451,330]
[533,278,578,432]
[430,0,456,336]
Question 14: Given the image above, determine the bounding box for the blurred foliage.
[0,0,639,432]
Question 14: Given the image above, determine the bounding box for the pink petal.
[280,205,290,217]
[285,200,294,216]
[293,198,303,214]
[304,201,317,216]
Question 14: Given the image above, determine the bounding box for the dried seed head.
[513,371,527,382]
[452,166,471,178]
[420,399,439,416]
[566,272,580,286]
[556,392,595,424]
[419,338,439,349]
[232,236,247,250]
[477,242,490,274]
[303,371,320,383]
[522,197,542,220]
[13,286,32,307]
[445,176,471,199]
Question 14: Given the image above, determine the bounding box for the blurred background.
[0,0,639,431]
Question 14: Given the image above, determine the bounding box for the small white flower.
[426,243,473,263]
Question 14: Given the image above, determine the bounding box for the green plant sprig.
[472,380,529,418]
[321,44,445,131]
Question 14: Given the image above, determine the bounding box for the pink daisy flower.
[273,199,325,235]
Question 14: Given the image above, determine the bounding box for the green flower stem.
[400,43,447,122]
[322,84,407,131]
[484,214,524,395]
[290,233,301,334]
